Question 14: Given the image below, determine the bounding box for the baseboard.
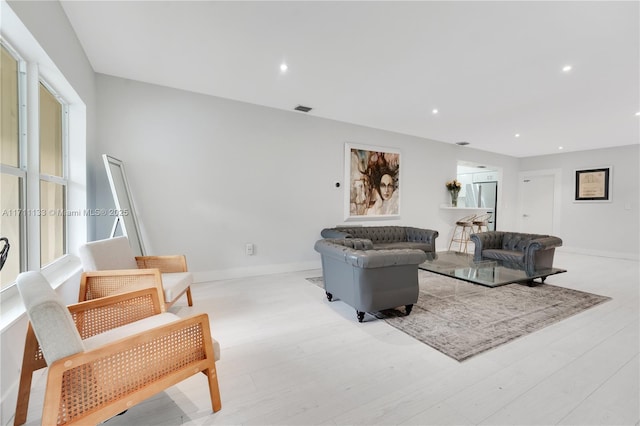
[558,246,639,261]
[192,260,322,283]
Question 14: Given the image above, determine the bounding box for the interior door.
[519,174,555,234]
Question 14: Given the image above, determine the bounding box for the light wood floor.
[23,252,639,425]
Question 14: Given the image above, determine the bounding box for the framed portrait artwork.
[574,167,611,202]
[344,143,400,220]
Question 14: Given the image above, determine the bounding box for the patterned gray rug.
[306,271,610,361]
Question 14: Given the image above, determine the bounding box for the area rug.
[306,271,610,361]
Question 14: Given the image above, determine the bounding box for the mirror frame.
[102,154,146,256]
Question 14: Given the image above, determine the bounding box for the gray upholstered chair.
[14,271,221,425]
[470,231,563,278]
[314,238,427,322]
[79,236,193,309]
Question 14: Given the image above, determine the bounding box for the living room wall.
[93,74,521,281]
[520,145,639,259]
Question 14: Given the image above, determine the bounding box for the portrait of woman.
[347,145,400,218]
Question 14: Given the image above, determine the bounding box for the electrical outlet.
[245,243,254,256]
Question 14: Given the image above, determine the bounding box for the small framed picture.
[575,167,611,202]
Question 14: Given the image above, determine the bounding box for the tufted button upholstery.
[315,238,427,268]
[320,226,438,253]
[313,238,427,321]
[470,231,563,273]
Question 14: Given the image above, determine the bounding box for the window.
[1,4,86,333]
[0,44,24,290]
[0,39,71,291]
[39,83,67,266]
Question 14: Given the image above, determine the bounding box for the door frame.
[517,168,562,235]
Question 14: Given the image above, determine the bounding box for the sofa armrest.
[320,228,353,239]
[405,227,439,244]
[524,236,563,272]
[314,238,372,262]
[528,236,563,252]
[470,232,505,260]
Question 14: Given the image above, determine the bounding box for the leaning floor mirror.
[102,154,146,256]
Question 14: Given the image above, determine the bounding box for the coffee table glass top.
[419,251,567,287]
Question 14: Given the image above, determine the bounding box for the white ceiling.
[60,1,639,158]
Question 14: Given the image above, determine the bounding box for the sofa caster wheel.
[405,304,413,316]
[357,311,365,322]
[326,292,333,301]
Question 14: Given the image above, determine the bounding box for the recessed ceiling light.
[562,65,572,73]
[432,109,439,114]
[635,111,640,116]
[558,146,564,150]
[280,63,288,72]
[515,133,520,138]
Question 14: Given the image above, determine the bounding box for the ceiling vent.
[294,105,312,113]
[455,141,470,146]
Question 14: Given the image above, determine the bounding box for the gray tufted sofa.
[320,226,438,253]
[314,238,427,322]
[470,231,563,277]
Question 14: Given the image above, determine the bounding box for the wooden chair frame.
[135,254,193,307]
[79,238,194,309]
[79,269,168,311]
[14,287,221,425]
[78,254,193,310]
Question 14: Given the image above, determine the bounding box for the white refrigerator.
[464,181,497,230]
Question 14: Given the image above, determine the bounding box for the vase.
[450,191,458,207]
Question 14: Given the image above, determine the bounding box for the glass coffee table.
[419,251,567,287]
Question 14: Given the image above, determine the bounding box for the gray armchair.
[314,238,427,322]
[470,231,563,277]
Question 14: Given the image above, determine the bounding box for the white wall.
[93,74,521,280]
[520,145,640,259]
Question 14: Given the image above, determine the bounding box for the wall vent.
[294,105,312,113]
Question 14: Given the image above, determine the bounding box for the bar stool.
[472,212,492,233]
[448,214,477,253]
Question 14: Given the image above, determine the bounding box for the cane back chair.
[79,236,193,309]
[14,271,221,425]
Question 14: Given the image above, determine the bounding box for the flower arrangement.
[446,179,462,206]
[445,179,462,192]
